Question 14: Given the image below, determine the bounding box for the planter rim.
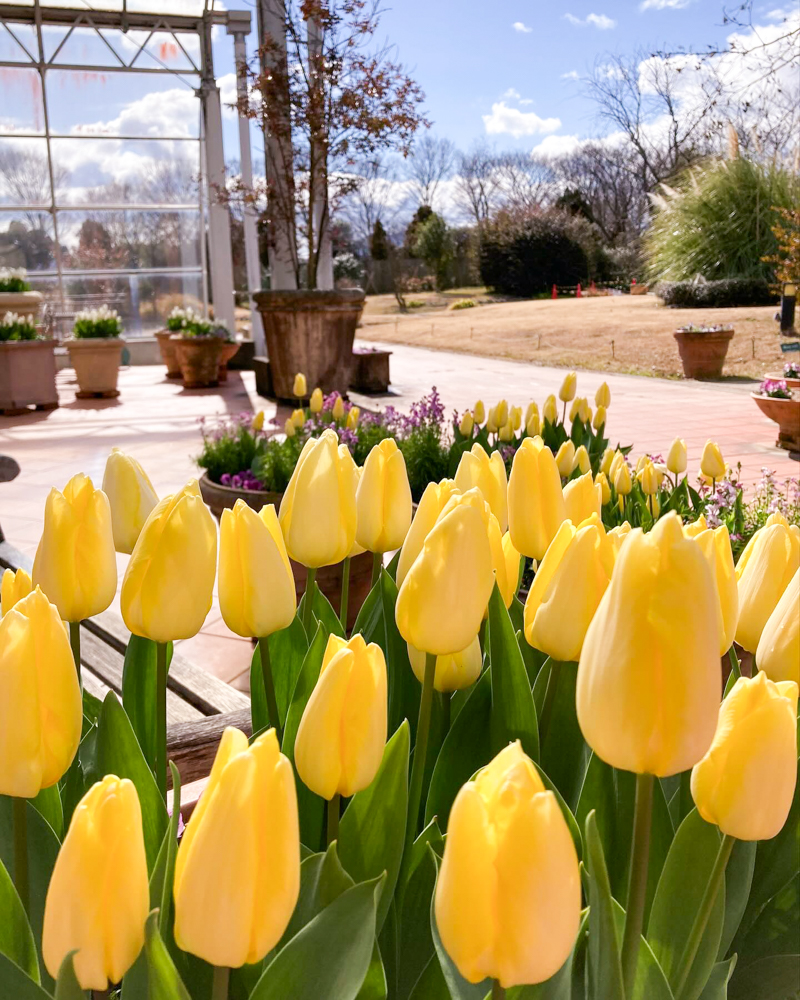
[65,335,126,345]
[750,391,798,402]
[170,333,226,342]
[199,470,283,504]
[0,338,56,348]
[673,328,734,337]
[0,290,43,300]
[254,289,366,310]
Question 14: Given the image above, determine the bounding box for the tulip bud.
[525,401,538,426]
[563,470,602,525]
[32,473,117,622]
[756,569,799,685]
[346,405,360,430]
[543,394,558,425]
[638,458,660,496]
[599,448,614,476]
[573,444,591,475]
[508,437,566,561]
[473,400,485,424]
[121,480,217,642]
[252,410,265,432]
[736,513,800,652]
[293,372,307,397]
[495,399,509,428]
[309,387,323,413]
[459,410,474,437]
[555,441,575,478]
[332,395,345,421]
[577,513,721,775]
[397,479,460,588]
[455,444,509,532]
[700,440,726,481]
[279,430,357,568]
[688,524,738,654]
[499,420,514,442]
[101,448,159,555]
[511,406,522,431]
[43,776,149,989]
[593,406,607,431]
[435,742,580,987]
[0,587,82,797]
[396,496,495,655]
[0,567,31,616]
[525,518,615,662]
[667,437,687,476]
[635,454,648,474]
[284,418,296,438]
[499,530,522,607]
[568,398,582,423]
[526,410,541,437]
[595,382,611,408]
[595,471,611,505]
[219,500,296,638]
[613,462,632,496]
[486,407,498,435]
[408,636,481,691]
[356,438,413,553]
[607,521,631,555]
[683,514,708,538]
[578,399,591,424]
[691,674,798,840]
[291,408,305,429]
[608,450,625,481]
[174,728,300,967]
[295,635,387,798]
[559,371,577,403]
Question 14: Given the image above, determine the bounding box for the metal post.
[227,10,265,352]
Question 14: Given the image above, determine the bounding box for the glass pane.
[0,66,44,134]
[56,208,202,269]
[0,22,37,63]
[0,137,52,206]
[0,209,56,271]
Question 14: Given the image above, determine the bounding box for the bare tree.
[495,151,555,213]
[455,141,503,229]
[0,145,68,230]
[406,134,456,208]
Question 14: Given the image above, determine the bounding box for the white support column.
[227,10,264,352]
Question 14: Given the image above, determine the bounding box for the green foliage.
[644,157,800,282]
[0,268,31,293]
[0,312,38,341]
[72,305,122,339]
[413,213,454,290]
[197,414,270,486]
[657,278,776,308]
[449,298,477,310]
[370,219,390,261]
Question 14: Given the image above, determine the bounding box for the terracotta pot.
[154,329,182,378]
[198,471,372,629]
[766,372,800,390]
[673,328,735,379]
[254,289,366,401]
[0,290,43,324]
[66,337,125,398]
[0,340,58,414]
[351,348,392,392]
[217,341,240,382]
[171,335,224,389]
[751,392,800,452]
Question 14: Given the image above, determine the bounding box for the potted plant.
[764,360,800,389]
[752,378,800,452]
[217,329,241,383]
[0,311,58,415]
[66,305,125,398]
[168,308,225,389]
[232,2,426,401]
[155,307,187,378]
[0,267,42,324]
[673,324,735,379]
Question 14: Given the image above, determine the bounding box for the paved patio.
[0,346,796,692]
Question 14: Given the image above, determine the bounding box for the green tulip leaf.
[0,854,39,983]
[340,721,410,932]
[251,875,385,1000]
[144,910,192,1000]
[487,585,539,763]
[507,598,547,686]
[429,851,489,1000]
[536,660,587,809]
[729,955,800,1000]
[647,808,726,1000]
[148,761,182,933]
[408,954,450,999]
[733,874,799,969]
[384,549,401,581]
[718,839,756,959]
[81,687,103,727]
[250,618,308,734]
[53,951,85,1000]
[698,956,737,1000]
[397,823,443,999]
[585,811,625,1000]
[298,582,345,639]
[30,785,63,842]
[122,636,173,773]
[605,899,674,1000]
[280,843,354,947]
[0,954,50,999]
[356,942,387,1000]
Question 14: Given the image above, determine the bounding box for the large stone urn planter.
[66,337,125,398]
[673,327,735,379]
[0,291,43,324]
[171,335,224,389]
[254,289,366,401]
[752,393,800,452]
[199,471,372,629]
[154,329,181,378]
[217,341,240,383]
[0,340,58,415]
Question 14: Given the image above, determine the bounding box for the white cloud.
[561,70,580,80]
[502,87,522,101]
[564,11,616,28]
[483,102,561,138]
[519,97,534,105]
[512,21,532,32]
[640,0,692,9]
[531,134,585,157]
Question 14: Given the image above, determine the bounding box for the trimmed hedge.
[480,213,588,297]
[656,278,777,308]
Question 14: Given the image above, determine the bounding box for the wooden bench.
[0,536,252,786]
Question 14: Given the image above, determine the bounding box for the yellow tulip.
[756,569,799,685]
[595,382,611,408]
[608,450,625,481]
[499,420,514,442]
[526,409,541,437]
[101,447,159,555]
[356,439,412,553]
[219,500,296,638]
[43,776,149,989]
[346,406,360,431]
[473,400,485,424]
[735,512,800,652]
[563,470,602,525]
[689,524,739,654]
[331,395,345,421]
[279,429,357,568]
[295,634,387,799]
[635,454,648,474]
[607,521,632,556]
[495,399,509,427]
[252,410,265,431]
[174,728,299,967]
[595,471,611,505]
[691,674,798,840]
[525,401,538,426]
[573,444,591,475]
[343,457,366,558]
[455,443,509,532]
[0,567,31,616]
[32,473,117,622]
[543,394,558,425]
[683,514,708,538]
[396,479,459,588]
[600,447,615,477]
[593,406,607,431]
[511,405,523,431]
[0,587,82,797]
[576,513,720,776]
[525,518,614,662]
[508,437,566,560]
[578,399,591,424]
[291,408,306,429]
[396,496,494,655]
[667,437,687,476]
[613,462,632,496]
[121,479,217,642]
[559,371,577,403]
[499,530,522,607]
[568,398,582,423]
[700,440,726,481]
[459,410,474,437]
[408,636,481,692]
[638,459,660,496]
[439,489,510,609]
[435,742,580,987]
[293,372,307,397]
[284,418,296,438]
[486,407,499,435]
[309,387,323,413]
[555,441,575,478]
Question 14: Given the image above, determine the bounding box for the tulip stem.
[492,982,505,1000]
[538,659,561,747]
[12,797,28,915]
[340,556,351,634]
[257,637,282,745]
[371,551,382,589]
[621,772,654,999]
[327,793,340,846]
[673,834,736,1000]
[211,965,230,1000]
[302,568,317,639]
[155,642,168,802]
[69,620,81,690]
[405,652,436,864]
[727,645,741,683]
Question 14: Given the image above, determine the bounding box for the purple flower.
[220,473,232,486]
[760,379,792,399]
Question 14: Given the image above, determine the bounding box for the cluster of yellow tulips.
[0,370,798,1000]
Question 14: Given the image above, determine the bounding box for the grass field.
[358,291,792,380]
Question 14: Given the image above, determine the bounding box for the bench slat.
[166,707,252,787]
